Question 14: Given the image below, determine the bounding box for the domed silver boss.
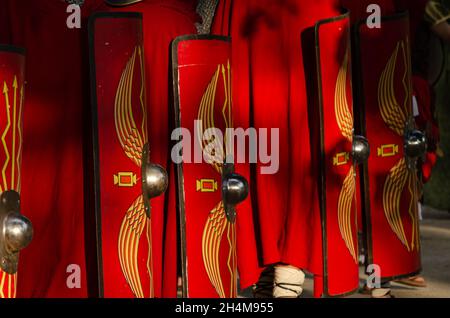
[352,135,370,164]
[0,191,33,274]
[222,163,249,223]
[141,143,169,217]
[404,129,427,159]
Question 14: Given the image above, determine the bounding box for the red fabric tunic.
[212,0,342,279]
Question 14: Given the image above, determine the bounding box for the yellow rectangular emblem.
[196,179,218,193]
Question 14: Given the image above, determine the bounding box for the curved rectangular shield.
[315,13,360,297]
[0,45,26,299]
[172,35,238,298]
[89,12,155,298]
[354,12,421,280]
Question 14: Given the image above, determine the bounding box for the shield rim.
[88,11,144,298]
[314,10,360,298]
[104,0,143,7]
[0,45,26,55]
[171,34,231,298]
[352,10,423,281]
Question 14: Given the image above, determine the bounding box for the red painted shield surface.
[0,45,26,299]
[89,12,155,298]
[355,12,421,279]
[315,14,359,297]
[173,35,238,298]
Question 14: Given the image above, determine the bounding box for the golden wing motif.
[198,60,237,297]
[334,47,357,262]
[114,46,153,297]
[383,159,420,252]
[197,62,233,174]
[382,159,410,250]
[118,195,147,298]
[378,41,411,136]
[337,167,357,263]
[378,39,419,252]
[202,202,227,298]
[335,48,353,141]
[114,46,147,167]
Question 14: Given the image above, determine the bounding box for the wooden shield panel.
[315,14,359,297]
[355,12,421,279]
[89,12,154,298]
[172,35,237,298]
[0,45,26,299]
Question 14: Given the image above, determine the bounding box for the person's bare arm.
[431,21,450,42]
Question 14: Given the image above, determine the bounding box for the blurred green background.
[424,64,450,210]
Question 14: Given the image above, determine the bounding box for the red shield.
[172,35,238,298]
[89,12,155,298]
[354,12,421,279]
[314,14,359,297]
[0,46,26,299]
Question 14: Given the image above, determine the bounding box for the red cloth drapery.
[212,0,342,281]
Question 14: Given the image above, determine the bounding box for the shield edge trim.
[105,0,143,7]
[171,34,231,298]
[314,10,359,298]
[352,10,423,281]
[0,45,26,55]
[88,11,144,298]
